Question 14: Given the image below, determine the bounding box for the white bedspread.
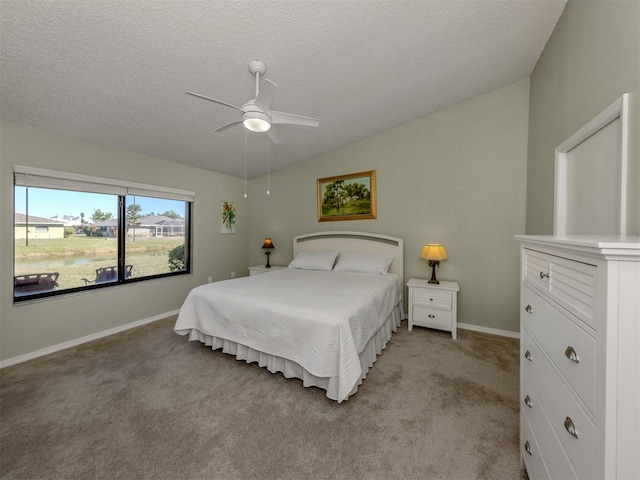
[174,268,402,401]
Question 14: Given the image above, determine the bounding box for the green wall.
[247,79,531,334]
[4,0,636,362]
[0,121,248,361]
[527,0,640,235]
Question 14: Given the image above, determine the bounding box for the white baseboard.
[0,310,180,369]
[457,322,520,339]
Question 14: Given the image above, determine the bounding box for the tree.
[160,210,182,219]
[324,180,346,211]
[331,180,345,210]
[126,203,143,241]
[91,209,114,223]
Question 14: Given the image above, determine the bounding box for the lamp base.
[428,260,440,284]
[265,251,271,268]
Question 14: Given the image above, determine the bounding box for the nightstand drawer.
[411,306,452,330]
[412,289,452,309]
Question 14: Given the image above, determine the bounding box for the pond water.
[16,252,162,271]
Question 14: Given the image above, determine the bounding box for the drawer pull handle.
[428,314,435,318]
[564,346,579,364]
[564,417,578,439]
[524,350,532,361]
[524,441,532,455]
[539,271,549,279]
[525,304,532,314]
[524,395,532,408]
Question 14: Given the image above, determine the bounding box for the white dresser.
[516,235,639,480]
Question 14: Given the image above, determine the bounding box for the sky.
[15,187,185,221]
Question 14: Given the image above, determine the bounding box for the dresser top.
[515,235,640,259]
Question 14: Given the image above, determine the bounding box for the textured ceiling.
[0,0,567,179]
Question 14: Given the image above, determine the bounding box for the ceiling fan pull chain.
[244,129,248,198]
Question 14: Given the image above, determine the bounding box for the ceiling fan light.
[243,112,271,132]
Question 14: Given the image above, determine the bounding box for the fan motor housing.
[248,59,267,76]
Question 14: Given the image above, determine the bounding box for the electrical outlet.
[207,276,213,283]
[230,271,235,278]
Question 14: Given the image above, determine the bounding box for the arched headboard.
[292,231,404,279]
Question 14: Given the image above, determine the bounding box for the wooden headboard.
[292,231,404,279]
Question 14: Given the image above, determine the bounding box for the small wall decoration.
[221,201,236,234]
[317,170,377,222]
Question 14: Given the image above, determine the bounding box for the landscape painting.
[317,170,376,222]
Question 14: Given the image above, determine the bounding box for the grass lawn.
[322,200,371,216]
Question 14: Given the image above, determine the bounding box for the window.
[13,166,194,302]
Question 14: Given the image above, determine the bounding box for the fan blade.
[253,79,277,112]
[186,92,244,112]
[215,120,243,133]
[271,110,319,127]
[267,126,281,144]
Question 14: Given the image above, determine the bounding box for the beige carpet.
[1,316,527,480]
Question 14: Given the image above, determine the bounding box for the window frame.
[13,166,194,303]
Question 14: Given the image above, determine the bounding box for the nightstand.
[407,279,459,339]
[248,265,285,276]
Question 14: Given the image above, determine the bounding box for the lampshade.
[420,244,448,261]
[261,238,274,249]
[243,112,271,132]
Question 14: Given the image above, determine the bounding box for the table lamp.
[261,238,275,268]
[420,243,448,284]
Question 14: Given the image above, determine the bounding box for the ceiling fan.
[186,60,319,143]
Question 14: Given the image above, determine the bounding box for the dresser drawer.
[411,306,452,330]
[522,388,578,480]
[411,289,452,310]
[524,248,551,292]
[522,412,551,480]
[523,329,595,479]
[522,328,545,394]
[523,286,596,414]
[523,248,597,329]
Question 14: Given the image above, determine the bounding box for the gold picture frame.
[317,170,377,222]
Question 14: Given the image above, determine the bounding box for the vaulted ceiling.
[0,1,567,179]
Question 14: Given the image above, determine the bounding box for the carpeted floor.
[1,316,527,480]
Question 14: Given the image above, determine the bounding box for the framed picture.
[221,201,236,234]
[317,170,376,222]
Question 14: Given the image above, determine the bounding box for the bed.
[174,231,404,402]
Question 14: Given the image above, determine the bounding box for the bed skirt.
[181,302,404,402]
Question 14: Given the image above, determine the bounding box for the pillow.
[333,252,394,275]
[288,251,339,271]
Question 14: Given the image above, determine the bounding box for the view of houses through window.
[14,184,190,300]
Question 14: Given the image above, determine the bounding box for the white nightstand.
[248,265,285,276]
[407,279,459,339]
